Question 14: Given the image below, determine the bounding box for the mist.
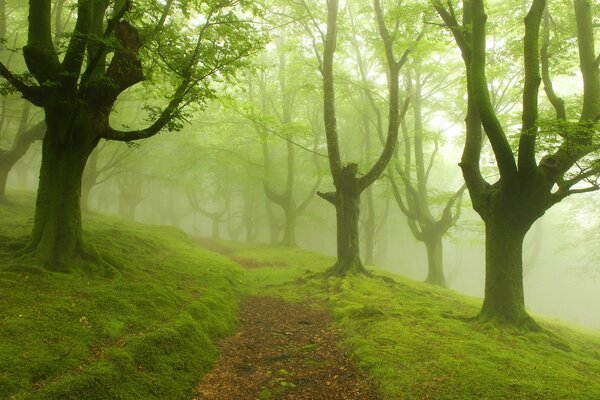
[2,0,600,398]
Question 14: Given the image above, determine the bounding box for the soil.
[194,297,380,400]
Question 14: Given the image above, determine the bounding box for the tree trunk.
[0,160,9,203]
[211,216,220,240]
[280,200,297,247]
[424,234,446,287]
[327,188,369,276]
[81,180,93,212]
[364,185,376,265]
[27,131,96,270]
[479,218,538,329]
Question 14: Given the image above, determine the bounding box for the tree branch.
[0,62,45,106]
[317,190,337,205]
[541,8,567,120]
[470,0,518,180]
[518,0,545,175]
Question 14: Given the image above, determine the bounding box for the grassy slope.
[232,244,600,400]
[3,192,600,399]
[0,192,244,400]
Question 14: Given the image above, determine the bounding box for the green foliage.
[0,191,244,399]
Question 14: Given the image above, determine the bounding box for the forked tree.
[434,0,600,328]
[317,0,420,275]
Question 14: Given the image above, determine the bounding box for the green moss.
[240,244,600,400]
[0,191,244,399]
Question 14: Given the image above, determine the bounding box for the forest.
[1,0,600,398]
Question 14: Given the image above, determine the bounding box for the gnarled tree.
[434,0,600,328]
[0,0,262,270]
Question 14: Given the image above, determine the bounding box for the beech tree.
[250,35,323,247]
[434,0,600,328]
[0,105,44,203]
[316,0,420,275]
[0,0,263,270]
[389,61,465,287]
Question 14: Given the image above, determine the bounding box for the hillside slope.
[2,192,600,399]
[0,192,244,399]
[219,242,600,400]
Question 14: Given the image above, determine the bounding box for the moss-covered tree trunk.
[328,186,369,276]
[26,123,97,269]
[479,216,537,328]
[363,185,376,265]
[424,233,446,287]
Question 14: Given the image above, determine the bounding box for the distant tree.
[81,141,136,211]
[0,104,44,203]
[434,0,600,328]
[245,38,324,247]
[389,61,465,287]
[0,1,46,204]
[0,0,263,270]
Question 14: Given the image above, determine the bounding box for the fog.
[2,0,599,334]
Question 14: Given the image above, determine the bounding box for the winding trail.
[193,297,380,400]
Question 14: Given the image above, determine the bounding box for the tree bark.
[424,233,446,287]
[0,161,9,203]
[364,185,376,265]
[26,126,97,269]
[479,210,539,329]
[330,190,366,275]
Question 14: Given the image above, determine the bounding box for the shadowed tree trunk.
[26,113,99,267]
[363,185,376,265]
[481,216,529,325]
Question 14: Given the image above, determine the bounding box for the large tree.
[434,0,600,328]
[0,0,262,270]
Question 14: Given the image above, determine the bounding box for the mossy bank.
[0,192,244,399]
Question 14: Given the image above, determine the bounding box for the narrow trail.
[193,297,380,400]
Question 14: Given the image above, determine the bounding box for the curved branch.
[0,63,46,106]
[470,0,518,180]
[518,0,546,175]
[387,172,418,220]
[317,190,337,205]
[541,8,566,121]
[61,0,94,84]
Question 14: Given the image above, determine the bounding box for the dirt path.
[194,297,380,400]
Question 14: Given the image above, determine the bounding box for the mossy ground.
[232,243,600,400]
[2,191,600,399]
[0,191,244,399]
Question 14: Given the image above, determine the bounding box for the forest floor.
[3,193,600,400]
[193,297,380,400]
